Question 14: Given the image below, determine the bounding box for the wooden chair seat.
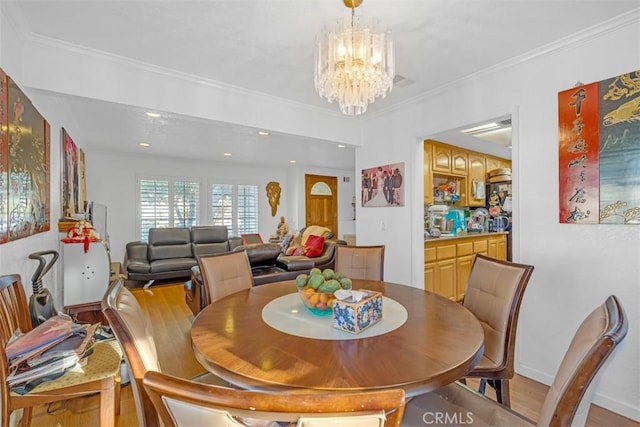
[1,274,122,427]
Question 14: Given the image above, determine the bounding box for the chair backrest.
[462,254,534,377]
[334,245,385,281]
[197,250,254,305]
[0,274,32,420]
[102,278,161,427]
[143,370,406,427]
[537,295,628,427]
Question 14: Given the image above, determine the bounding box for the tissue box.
[332,290,383,334]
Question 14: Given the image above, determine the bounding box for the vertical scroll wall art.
[558,70,640,224]
[0,68,51,243]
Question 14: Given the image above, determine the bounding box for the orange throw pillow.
[303,235,325,258]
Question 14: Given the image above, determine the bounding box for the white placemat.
[261,293,408,340]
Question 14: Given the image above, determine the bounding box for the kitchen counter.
[425,231,509,241]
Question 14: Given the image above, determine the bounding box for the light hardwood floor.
[28,282,637,426]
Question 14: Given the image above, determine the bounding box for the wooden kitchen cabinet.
[424,144,433,204]
[424,233,507,302]
[467,153,486,207]
[432,143,452,173]
[451,149,468,175]
[485,155,511,174]
[435,259,456,300]
[456,255,474,302]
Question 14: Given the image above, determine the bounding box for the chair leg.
[19,407,33,427]
[114,372,122,415]
[100,379,116,426]
[494,379,511,408]
[478,378,488,395]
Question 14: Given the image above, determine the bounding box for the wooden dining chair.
[460,254,534,407]
[334,245,385,281]
[403,295,628,426]
[196,250,254,305]
[143,370,406,427]
[101,278,233,427]
[0,274,122,427]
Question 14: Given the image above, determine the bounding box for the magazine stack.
[5,313,99,394]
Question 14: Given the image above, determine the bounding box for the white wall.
[85,151,355,265]
[356,12,640,420]
[0,7,67,310]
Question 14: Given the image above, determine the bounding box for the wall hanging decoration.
[0,68,51,244]
[558,69,640,224]
[61,127,80,217]
[266,181,281,216]
[361,162,404,207]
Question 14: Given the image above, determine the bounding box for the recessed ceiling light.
[145,112,161,118]
[139,142,150,147]
[258,131,270,136]
[337,144,345,148]
[289,160,296,164]
[224,152,232,157]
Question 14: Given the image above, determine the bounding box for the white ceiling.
[4,1,639,169]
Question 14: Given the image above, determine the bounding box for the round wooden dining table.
[191,280,484,397]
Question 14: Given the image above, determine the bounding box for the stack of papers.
[5,314,98,391]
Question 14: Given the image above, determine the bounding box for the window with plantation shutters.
[137,177,200,241]
[210,183,258,236]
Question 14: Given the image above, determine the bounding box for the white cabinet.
[62,240,111,306]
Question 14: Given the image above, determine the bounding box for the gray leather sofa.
[124,226,242,284]
[185,238,346,315]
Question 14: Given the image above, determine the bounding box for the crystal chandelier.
[314,0,395,116]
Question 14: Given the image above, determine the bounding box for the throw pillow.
[303,235,325,258]
[280,233,294,254]
[301,225,332,245]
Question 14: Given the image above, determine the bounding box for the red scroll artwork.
[558,83,600,223]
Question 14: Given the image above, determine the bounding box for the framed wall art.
[558,69,640,224]
[361,162,405,207]
[61,127,81,217]
[0,68,51,243]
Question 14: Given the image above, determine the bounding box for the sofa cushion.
[191,226,228,244]
[303,235,325,258]
[149,258,197,273]
[148,228,193,261]
[301,225,333,245]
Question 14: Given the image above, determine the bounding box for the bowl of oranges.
[296,268,352,316]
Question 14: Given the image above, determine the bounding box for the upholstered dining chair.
[101,278,233,427]
[461,254,534,407]
[335,245,385,281]
[196,250,254,306]
[0,274,122,427]
[402,294,628,426]
[143,370,406,427]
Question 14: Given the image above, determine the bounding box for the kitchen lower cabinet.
[425,233,507,302]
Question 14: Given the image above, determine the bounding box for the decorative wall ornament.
[61,128,80,217]
[0,68,51,243]
[361,162,404,207]
[266,181,281,217]
[558,69,640,224]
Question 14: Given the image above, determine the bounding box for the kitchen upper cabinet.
[424,144,433,205]
[467,153,486,207]
[485,155,511,174]
[451,149,468,175]
[432,144,452,173]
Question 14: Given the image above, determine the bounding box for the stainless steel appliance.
[486,180,513,260]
